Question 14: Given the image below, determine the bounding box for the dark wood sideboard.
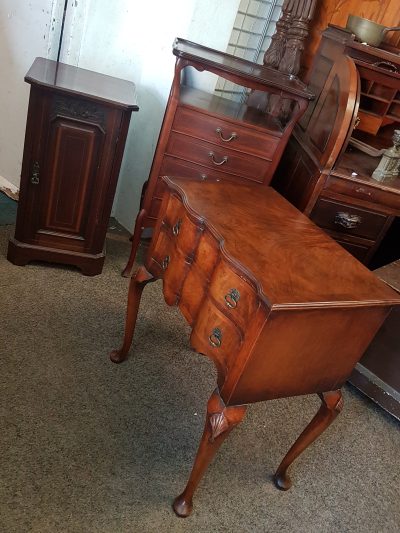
[273,25,400,266]
[122,38,313,276]
[8,57,138,275]
[111,176,400,517]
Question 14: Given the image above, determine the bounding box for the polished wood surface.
[8,58,137,275]
[112,176,400,516]
[25,57,138,109]
[173,38,313,99]
[122,38,313,277]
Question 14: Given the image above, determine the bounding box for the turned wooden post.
[263,0,296,69]
[267,0,317,119]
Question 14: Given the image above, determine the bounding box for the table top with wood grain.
[165,176,400,309]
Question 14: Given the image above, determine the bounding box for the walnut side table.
[111,176,400,517]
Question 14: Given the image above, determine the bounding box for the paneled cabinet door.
[22,93,117,254]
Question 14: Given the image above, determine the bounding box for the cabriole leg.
[274,389,343,490]
[122,208,147,278]
[110,265,155,363]
[173,388,247,518]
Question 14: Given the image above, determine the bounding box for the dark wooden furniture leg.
[173,388,247,518]
[274,389,343,490]
[110,265,154,363]
[122,208,147,278]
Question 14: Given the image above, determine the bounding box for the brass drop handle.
[373,60,398,72]
[162,255,170,270]
[224,288,240,309]
[334,212,362,229]
[31,161,40,185]
[209,151,228,166]
[209,327,222,348]
[172,219,182,236]
[216,127,237,142]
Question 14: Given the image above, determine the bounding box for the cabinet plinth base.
[7,238,105,276]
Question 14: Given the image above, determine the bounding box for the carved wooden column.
[247,0,317,115]
[279,0,318,76]
[268,0,318,119]
[263,0,297,69]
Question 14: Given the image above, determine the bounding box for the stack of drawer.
[148,190,260,381]
[310,173,399,263]
[148,94,283,223]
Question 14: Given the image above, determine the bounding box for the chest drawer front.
[192,299,242,373]
[311,197,389,240]
[163,205,202,259]
[334,237,371,263]
[160,155,272,186]
[209,258,259,330]
[166,132,270,182]
[173,107,280,159]
[150,227,190,305]
[179,229,220,324]
[325,175,400,214]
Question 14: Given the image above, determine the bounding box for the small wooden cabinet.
[123,39,313,275]
[8,58,138,275]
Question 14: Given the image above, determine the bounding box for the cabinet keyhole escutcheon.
[30,161,40,185]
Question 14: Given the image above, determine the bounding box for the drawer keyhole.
[224,288,240,309]
[209,327,222,348]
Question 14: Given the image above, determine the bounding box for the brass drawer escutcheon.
[209,327,222,348]
[162,255,170,270]
[172,218,182,236]
[224,288,240,309]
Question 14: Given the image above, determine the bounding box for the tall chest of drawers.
[123,38,313,276]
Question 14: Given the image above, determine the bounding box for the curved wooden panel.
[297,55,359,170]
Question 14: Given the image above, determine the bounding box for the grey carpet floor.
[0,193,17,225]
[0,225,399,533]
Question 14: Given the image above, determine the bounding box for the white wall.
[0,0,241,230]
[0,0,64,188]
[61,0,241,230]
